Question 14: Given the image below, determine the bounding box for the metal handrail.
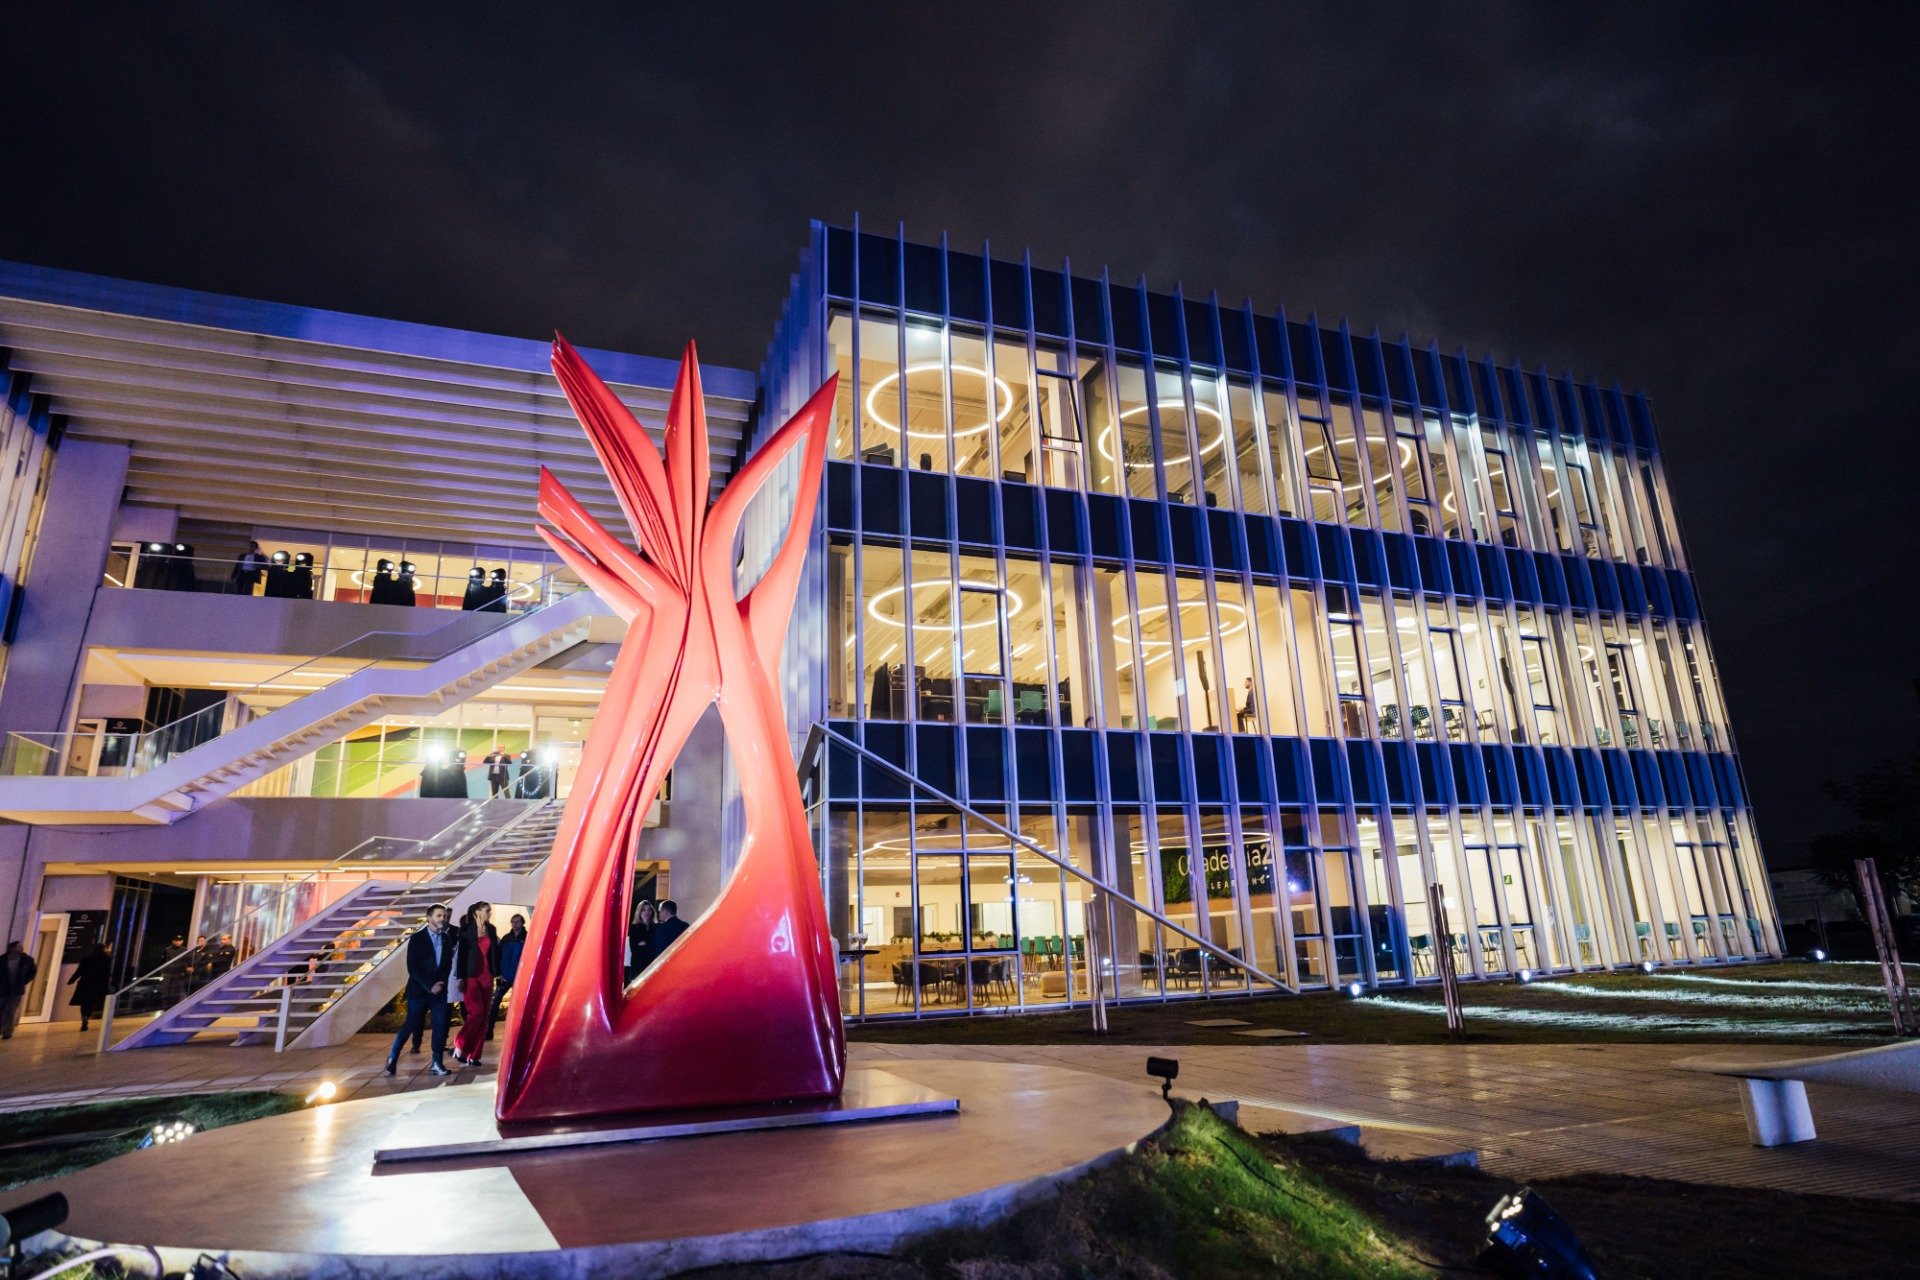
[90,806,520,1051]
[810,725,1292,995]
[7,564,588,777]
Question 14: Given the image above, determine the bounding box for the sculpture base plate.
[375,1068,957,1164]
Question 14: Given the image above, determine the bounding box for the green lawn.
[685,1102,1920,1278]
[850,961,1902,1048]
[0,1092,305,1191]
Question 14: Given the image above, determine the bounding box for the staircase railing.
[266,798,563,1051]
[4,565,590,779]
[94,797,543,1051]
[809,724,1293,1008]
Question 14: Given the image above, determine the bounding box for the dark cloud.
[2,1,1915,865]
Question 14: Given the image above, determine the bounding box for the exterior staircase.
[111,799,565,1051]
[0,590,607,824]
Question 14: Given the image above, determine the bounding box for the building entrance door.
[21,914,66,1023]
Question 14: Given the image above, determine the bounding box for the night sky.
[2,4,1914,868]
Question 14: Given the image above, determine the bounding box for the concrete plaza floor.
[4,1022,1918,1203]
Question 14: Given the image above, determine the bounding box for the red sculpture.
[494,336,841,1124]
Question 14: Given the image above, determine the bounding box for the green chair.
[984,685,1004,721]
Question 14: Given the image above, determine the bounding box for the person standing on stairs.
[385,904,455,1077]
[449,901,498,1068]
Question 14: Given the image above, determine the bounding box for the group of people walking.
[385,901,527,1076]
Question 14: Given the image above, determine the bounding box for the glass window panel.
[1084,357,1122,497]
[853,313,903,467]
[1134,569,1183,730]
[947,331,999,480]
[861,545,907,720]
[1228,381,1268,515]
[1190,373,1232,510]
[1113,361,1157,500]
[896,320,949,474]
[827,313,857,460]
[1260,386,1302,516]
[1153,365,1198,506]
[1047,562,1088,727]
[828,543,856,718]
[1361,405,1401,532]
[1214,579,1259,735]
[1093,566,1139,729]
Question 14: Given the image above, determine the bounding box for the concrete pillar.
[0,440,131,940]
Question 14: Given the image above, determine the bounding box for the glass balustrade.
[4,566,589,779]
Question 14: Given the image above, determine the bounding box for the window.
[1228,381,1268,515]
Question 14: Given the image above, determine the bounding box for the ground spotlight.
[1810,948,1828,962]
[1481,1187,1597,1279]
[138,1118,196,1148]
[1639,960,1657,974]
[305,1080,339,1105]
[1517,968,1535,983]
[1344,981,1365,998]
[1145,1056,1179,1110]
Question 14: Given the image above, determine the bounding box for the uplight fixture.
[304,1080,338,1105]
[1345,981,1365,999]
[138,1118,196,1148]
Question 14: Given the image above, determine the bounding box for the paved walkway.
[5,1025,1918,1202]
[855,1041,1920,1202]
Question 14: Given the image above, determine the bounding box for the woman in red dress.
[451,901,499,1067]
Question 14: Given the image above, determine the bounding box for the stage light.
[1481,1187,1597,1279]
[305,1080,338,1105]
[1145,1056,1179,1110]
[138,1118,196,1148]
[1345,981,1366,998]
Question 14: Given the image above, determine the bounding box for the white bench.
[1675,1041,1920,1147]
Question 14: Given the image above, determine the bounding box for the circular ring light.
[1121,599,1249,651]
[866,579,1025,633]
[1095,401,1225,467]
[864,363,1015,440]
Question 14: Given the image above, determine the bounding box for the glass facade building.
[747,221,1778,1019]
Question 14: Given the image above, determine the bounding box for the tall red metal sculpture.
[494,336,841,1124]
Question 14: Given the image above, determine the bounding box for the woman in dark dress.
[625,900,657,982]
[67,942,113,1032]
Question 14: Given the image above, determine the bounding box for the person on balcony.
[449,901,498,1068]
[484,747,513,798]
[0,940,39,1039]
[66,942,112,1033]
[229,542,268,595]
[385,903,455,1077]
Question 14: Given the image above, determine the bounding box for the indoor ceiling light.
[864,363,1015,440]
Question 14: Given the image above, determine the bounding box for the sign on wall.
[1160,839,1275,906]
[60,910,106,963]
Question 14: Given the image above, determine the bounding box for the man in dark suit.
[0,940,38,1039]
[385,904,455,1076]
[651,899,690,959]
[483,747,513,798]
